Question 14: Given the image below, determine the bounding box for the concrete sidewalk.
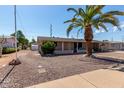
[29,69,124,88]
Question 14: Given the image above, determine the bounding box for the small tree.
[29,38,36,48]
[41,41,56,55]
[11,30,29,49]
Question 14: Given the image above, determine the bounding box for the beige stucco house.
[37,36,124,55]
[100,40,124,51]
[37,36,101,54]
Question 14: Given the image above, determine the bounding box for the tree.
[11,30,29,49]
[31,38,36,44]
[11,30,25,38]
[64,5,124,57]
[29,38,37,49]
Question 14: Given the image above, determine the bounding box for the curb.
[93,55,124,64]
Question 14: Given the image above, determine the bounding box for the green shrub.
[41,41,56,55]
[2,47,16,54]
[93,47,101,52]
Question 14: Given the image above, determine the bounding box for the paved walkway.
[29,69,124,88]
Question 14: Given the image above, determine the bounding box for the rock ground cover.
[0,51,116,88]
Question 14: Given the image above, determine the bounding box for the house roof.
[0,36,18,43]
[37,36,102,43]
[0,36,15,39]
[37,36,84,42]
[102,40,123,43]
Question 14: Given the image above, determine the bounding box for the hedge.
[2,47,19,54]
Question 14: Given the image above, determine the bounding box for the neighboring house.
[37,36,101,55]
[100,40,124,51]
[0,36,17,48]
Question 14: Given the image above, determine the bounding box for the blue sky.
[0,5,124,41]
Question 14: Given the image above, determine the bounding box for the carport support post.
[62,42,64,53]
[76,42,78,52]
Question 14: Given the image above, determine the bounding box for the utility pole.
[14,5,17,60]
[50,24,52,37]
[9,5,21,65]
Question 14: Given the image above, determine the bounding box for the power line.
[16,10,27,38]
[16,10,37,41]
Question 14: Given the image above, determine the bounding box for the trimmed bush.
[2,47,17,54]
[41,41,56,55]
[93,47,101,52]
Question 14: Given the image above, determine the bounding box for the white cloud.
[94,30,100,34]
[95,21,124,34]
[94,27,107,35]
[113,21,124,32]
[113,26,118,32]
[101,30,105,32]
[120,24,124,28]
[120,21,124,29]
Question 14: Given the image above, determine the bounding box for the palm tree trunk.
[84,24,93,57]
[86,41,92,56]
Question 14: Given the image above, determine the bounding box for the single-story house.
[0,36,17,48]
[37,36,101,54]
[100,40,124,51]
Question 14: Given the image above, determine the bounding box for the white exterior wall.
[54,50,73,54]
[101,42,124,51]
[31,44,38,51]
[3,38,16,48]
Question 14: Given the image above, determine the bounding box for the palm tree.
[64,5,124,57]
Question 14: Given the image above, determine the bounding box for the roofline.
[37,36,102,43]
[0,36,15,38]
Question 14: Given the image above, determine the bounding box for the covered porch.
[54,41,86,54]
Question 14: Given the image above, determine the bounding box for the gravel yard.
[0,51,116,88]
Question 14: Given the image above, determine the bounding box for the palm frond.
[66,24,73,37]
[64,18,77,23]
[86,5,92,14]
[102,16,121,30]
[64,19,72,23]
[105,11,124,16]
[99,23,108,32]
[102,16,119,26]
[88,5,105,19]
[67,8,79,17]
[79,8,86,18]
[92,5,105,15]
[77,27,83,38]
